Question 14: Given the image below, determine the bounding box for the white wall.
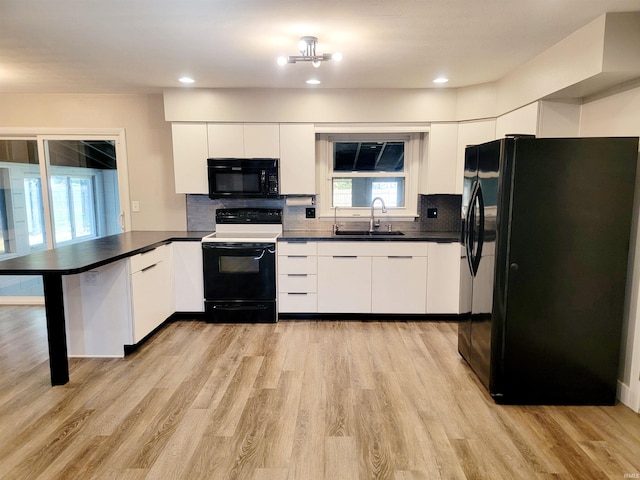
[580,82,640,411]
[0,93,185,231]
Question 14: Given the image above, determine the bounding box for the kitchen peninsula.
[0,231,206,386]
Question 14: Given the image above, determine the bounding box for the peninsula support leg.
[42,274,69,386]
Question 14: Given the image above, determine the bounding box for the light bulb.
[277,56,288,66]
[298,39,308,54]
[312,60,321,68]
[332,52,343,62]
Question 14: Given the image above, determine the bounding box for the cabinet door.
[130,245,174,343]
[207,124,244,157]
[173,242,204,312]
[172,123,209,194]
[422,123,459,195]
[131,259,173,343]
[207,123,280,158]
[279,124,316,195]
[372,256,427,313]
[426,242,461,314]
[244,124,280,158]
[317,255,371,313]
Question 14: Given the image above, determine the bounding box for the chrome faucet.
[369,197,387,232]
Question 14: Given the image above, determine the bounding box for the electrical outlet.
[305,207,316,218]
[132,200,140,212]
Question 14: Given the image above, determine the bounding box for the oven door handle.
[253,248,276,260]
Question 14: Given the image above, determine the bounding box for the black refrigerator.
[459,136,639,405]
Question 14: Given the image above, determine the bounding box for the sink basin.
[334,230,404,236]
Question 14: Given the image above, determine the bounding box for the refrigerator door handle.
[472,185,485,276]
[466,182,479,276]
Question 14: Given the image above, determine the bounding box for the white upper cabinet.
[279,124,316,195]
[421,123,459,195]
[207,123,280,158]
[171,123,209,194]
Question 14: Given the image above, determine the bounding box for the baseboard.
[617,380,640,413]
[0,296,45,306]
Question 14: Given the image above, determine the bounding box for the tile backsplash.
[186,194,461,233]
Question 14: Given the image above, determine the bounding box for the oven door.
[202,242,276,301]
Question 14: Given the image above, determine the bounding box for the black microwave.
[207,158,280,199]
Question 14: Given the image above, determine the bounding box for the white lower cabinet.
[63,243,176,357]
[130,244,174,343]
[318,254,372,313]
[278,241,318,313]
[426,242,462,314]
[173,241,204,312]
[279,239,460,315]
[372,255,427,313]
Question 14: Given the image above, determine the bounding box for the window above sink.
[318,132,422,220]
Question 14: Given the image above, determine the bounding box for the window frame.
[318,132,422,219]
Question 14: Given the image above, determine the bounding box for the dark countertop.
[279,230,461,243]
[0,231,209,275]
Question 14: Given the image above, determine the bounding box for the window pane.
[332,177,405,207]
[46,139,121,245]
[24,177,45,247]
[71,178,95,238]
[334,141,404,172]
[0,140,45,251]
[0,139,45,296]
[50,176,72,243]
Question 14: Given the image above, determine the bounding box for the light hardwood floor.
[1,306,640,479]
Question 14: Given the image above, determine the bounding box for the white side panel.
[63,260,132,357]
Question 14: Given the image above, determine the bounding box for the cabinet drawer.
[278,255,317,274]
[130,244,169,273]
[317,241,428,257]
[279,274,317,293]
[278,241,317,256]
[279,292,317,312]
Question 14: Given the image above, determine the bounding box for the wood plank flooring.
[1,306,640,479]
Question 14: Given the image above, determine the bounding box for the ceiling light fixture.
[277,36,341,68]
[433,77,449,84]
[179,76,195,84]
[306,79,321,85]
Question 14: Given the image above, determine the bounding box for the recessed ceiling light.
[179,76,195,84]
[433,77,449,84]
[306,79,321,85]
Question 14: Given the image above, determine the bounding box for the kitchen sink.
[334,230,404,236]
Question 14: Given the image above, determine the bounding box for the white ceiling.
[1,0,640,93]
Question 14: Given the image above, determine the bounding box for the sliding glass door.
[0,133,129,298]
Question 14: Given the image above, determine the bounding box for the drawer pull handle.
[388,256,413,259]
[333,255,357,259]
[288,274,308,277]
[287,255,308,259]
[141,263,158,273]
[287,292,308,296]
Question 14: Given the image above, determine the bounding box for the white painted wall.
[0,93,186,231]
[580,82,640,412]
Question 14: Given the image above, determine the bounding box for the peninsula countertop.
[0,231,209,275]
